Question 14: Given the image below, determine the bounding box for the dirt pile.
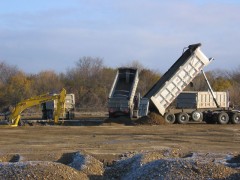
[0,161,87,179]
[67,152,104,177]
[0,150,239,179]
[104,113,167,126]
[104,150,240,180]
[0,151,104,180]
[135,112,166,125]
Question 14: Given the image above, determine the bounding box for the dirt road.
[1,123,239,160]
[0,122,240,179]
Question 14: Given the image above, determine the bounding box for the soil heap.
[104,150,240,180]
[0,150,239,179]
[135,112,166,125]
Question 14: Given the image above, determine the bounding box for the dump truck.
[144,43,211,114]
[42,93,75,120]
[108,43,240,124]
[143,43,240,124]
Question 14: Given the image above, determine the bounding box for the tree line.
[0,57,240,112]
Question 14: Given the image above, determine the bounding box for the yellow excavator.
[8,88,66,127]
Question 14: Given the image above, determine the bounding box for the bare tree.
[0,61,19,84]
[138,68,161,96]
[124,60,144,72]
[31,70,64,94]
[64,57,105,108]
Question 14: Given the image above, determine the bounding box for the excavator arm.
[9,88,66,127]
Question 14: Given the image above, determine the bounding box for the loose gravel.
[0,149,239,179]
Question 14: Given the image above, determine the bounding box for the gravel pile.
[68,152,104,177]
[0,161,87,179]
[135,112,166,125]
[0,150,239,179]
[104,150,240,180]
[103,112,167,125]
[0,151,103,180]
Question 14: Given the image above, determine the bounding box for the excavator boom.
[9,89,66,127]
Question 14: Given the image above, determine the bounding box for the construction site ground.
[0,114,240,179]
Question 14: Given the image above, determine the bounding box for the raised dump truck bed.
[108,68,139,117]
[144,43,212,116]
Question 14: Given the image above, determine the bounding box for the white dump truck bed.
[144,43,212,115]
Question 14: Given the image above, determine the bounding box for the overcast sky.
[0,0,239,74]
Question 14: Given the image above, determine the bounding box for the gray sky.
[0,0,239,73]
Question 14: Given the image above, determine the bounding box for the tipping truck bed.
[108,68,139,117]
[144,43,212,116]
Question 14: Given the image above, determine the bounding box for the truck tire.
[217,112,229,124]
[231,112,240,124]
[177,112,189,124]
[164,113,175,124]
[191,111,203,122]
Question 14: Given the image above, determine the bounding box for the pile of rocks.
[0,150,239,179]
[104,150,240,180]
[135,112,167,125]
[0,151,104,180]
[0,161,87,179]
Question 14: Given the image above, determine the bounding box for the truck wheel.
[191,111,203,122]
[231,113,240,124]
[217,112,229,124]
[177,112,189,124]
[164,113,175,124]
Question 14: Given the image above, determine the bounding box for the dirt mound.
[0,161,87,179]
[104,151,240,180]
[66,152,104,177]
[135,112,166,125]
[0,150,240,179]
[0,151,104,180]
